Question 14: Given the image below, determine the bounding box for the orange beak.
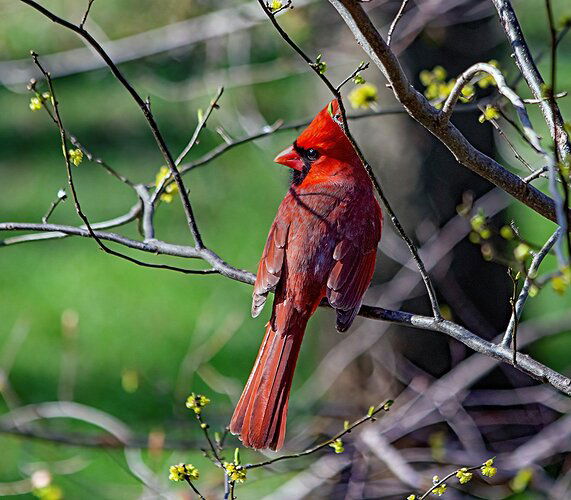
[274,145,304,171]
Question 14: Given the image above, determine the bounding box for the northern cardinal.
[230,99,383,450]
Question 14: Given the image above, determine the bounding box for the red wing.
[252,219,289,318]
[326,203,381,332]
[327,241,377,331]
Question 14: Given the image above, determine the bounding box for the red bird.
[230,100,383,450]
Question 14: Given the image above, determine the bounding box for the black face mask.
[290,141,320,186]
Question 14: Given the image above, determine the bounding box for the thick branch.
[359,306,571,396]
[328,0,568,224]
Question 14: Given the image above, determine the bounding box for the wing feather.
[252,220,289,318]
[327,202,381,331]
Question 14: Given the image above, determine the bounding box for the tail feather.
[230,319,306,450]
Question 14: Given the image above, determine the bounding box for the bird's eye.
[306,148,319,161]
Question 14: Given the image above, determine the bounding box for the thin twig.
[151,87,224,205]
[31,53,216,276]
[69,135,136,188]
[195,412,224,467]
[184,477,206,500]
[335,61,369,92]
[42,189,67,223]
[229,479,235,500]
[496,105,545,161]
[523,167,548,184]
[28,79,137,189]
[524,91,567,104]
[502,228,562,349]
[417,463,482,500]
[485,112,534,173]
[244,400,393,469]
[386,0,410,46]
[21,0,205,248]
[79,0,96,29]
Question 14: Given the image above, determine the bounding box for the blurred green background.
[0,1,570,498]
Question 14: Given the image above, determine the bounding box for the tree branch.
[491,0,571,161]
[327,0,568,224]
[502,228,562,348]
[2,218,570,396]
[21,0,205,249]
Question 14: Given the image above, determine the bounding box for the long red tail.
[230,317,306,451]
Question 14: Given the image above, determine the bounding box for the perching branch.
[3,218,570,395]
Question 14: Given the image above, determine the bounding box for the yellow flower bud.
[348,83,378,110]
[224,462,247,483]
[481,458,497,477]
[456,468,473,484]
[329,438,344,454]
[185,392,211,414]
[29,96,43,111]
[68,148,84,166]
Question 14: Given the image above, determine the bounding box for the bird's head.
[273,99,358,184]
